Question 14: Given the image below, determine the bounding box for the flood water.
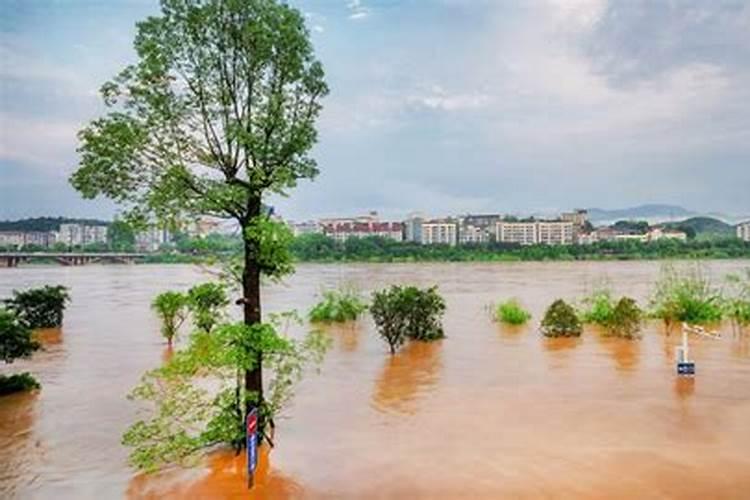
[1,261,749,499]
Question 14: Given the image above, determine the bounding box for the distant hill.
[660,216,735,239]
[0,217,110,232]
[587,204,695,224]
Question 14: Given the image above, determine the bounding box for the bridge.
[0,252,148,268]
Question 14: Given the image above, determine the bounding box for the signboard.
[247,407,259,486]
[677,361,695,376]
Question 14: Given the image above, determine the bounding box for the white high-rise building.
[496,220,574,246]
[738,222,750,242]
[421,220,458,246]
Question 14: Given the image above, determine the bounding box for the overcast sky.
[1,0,749,221]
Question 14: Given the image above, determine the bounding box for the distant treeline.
[0,217,110,232]
[289,234,750,262]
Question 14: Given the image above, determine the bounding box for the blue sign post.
[246,407,258,488]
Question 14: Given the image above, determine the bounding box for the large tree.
[71,0,327,430]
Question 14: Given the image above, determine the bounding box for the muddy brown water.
[1,261,749,499]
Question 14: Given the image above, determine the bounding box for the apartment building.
[421,220,458,246]
[495,221,538,245]
[58,223,108,246]
[737,222,750,242]
[496,220,574,245]
[322,221,404,242]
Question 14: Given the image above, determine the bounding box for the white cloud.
[409,85,492,112]
[347,0,370,20]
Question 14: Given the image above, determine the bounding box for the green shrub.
[541,299,582,337]
[604,297,643,339]
[370,285,446,354]
[0,373,40,395]
[309,288,367,323]
[0,308,39,363]
[4,285,70,329]
[151,291,187,345]
[580,287,616,325]
[187,282,229,333]
[649,264,723,327]
[724,270,750,333]
[495,299,531,325]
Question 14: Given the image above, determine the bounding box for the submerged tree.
[152,291,187,345]
[0,308,41,395]
[541,299,582,337]
[604,297,643,339]
[309,287,367,323]
[187,282,229,333]
[70,0,328,442]
[370,285,446,354]
[4,285,70,329]
[649,263,723,331]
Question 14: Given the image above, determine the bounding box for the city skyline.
[2,0,750,220]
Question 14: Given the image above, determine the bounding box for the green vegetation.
[3,285,70,329]
[604,297,643,339]
[541,299,582,337]
[370,285,446,354]
[662,217,734,240]
[0,373,40,396]
[0,308,41,395]
[309,288,367,323]
[290,234,750,262]
[0,217,109,233]
[151,292,187,345]
[494,299,531,325]
[186,283,228,333]
[649,264,724,329]
[579,286,616,325]
[724,270,750,335]
[122,315,330,471]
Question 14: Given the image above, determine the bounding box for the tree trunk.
[242,197,263,423]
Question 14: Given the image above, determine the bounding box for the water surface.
[1,261,749,498]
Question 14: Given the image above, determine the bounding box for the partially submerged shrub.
[604,297,643,339]
[1,308,41,395]
[371,285,446,354]
[541,299,582,337]
[152,291,187,345]
[580,286,616,325]
[649,264,723,328]
[187,282,229,333]
[4,285,70,329]
[724,270,750,334]
[0,308,39,363]
[0,373,40,396]
[495,299,531,325]
[309,288,367,323]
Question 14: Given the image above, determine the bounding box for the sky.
[1,0,749,221]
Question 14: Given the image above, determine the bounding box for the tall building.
[496,221,538,245]
[403,213,425,243]
[561,209,588,227]
[737,222,750,242]
[58,223,108,246]
[136,227,171,252]
[459,214,501,244]
[421,219,458,246]
[496,220,574,245]
[0,232,25,248]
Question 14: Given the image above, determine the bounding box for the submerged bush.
[0,373,40,396]
[371,285,446,354]
[649,264,723,328]
[1,308,41,395]
[604,297,643,339]
[495,299,531,325]
[309,288,367,323]
[724,270,750,334]
[187,283,229,333]
[152,291,187,345]
[4,285,70,329]
[0,308,39,363]
[541,299,582,337]
[580,286,616,325]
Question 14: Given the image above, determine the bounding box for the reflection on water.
[2,261,750,498]
[0,392,38,499]
[33,327,63,346]
[127,446,302,499]
[594,333,641,372]
[371,340,442,415]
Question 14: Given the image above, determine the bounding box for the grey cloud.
[584,0,750,85]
